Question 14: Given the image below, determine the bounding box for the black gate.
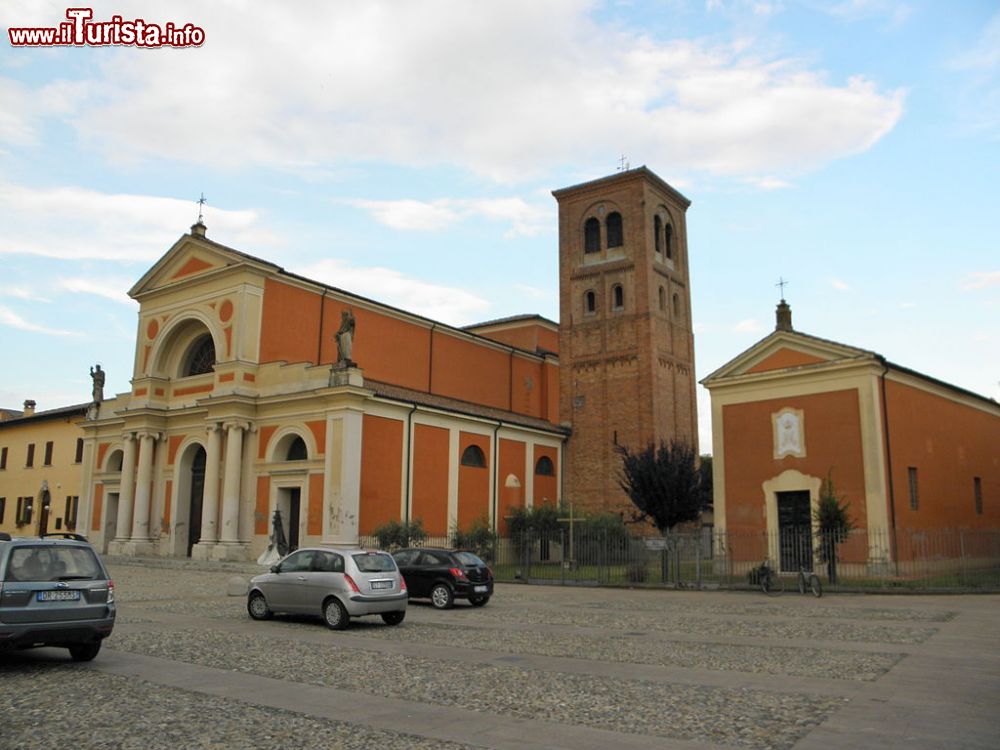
[777,490,813,572]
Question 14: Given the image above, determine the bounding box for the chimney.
[191,221,207,237]
[23,399,36,416]
[775,299,793,332]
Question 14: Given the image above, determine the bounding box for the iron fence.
[363,527,1000,591]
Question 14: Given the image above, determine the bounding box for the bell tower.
[554,167,698,515]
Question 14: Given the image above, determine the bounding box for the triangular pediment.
[701,330,877,384]
[129,231,280,299]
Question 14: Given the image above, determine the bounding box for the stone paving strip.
[0,662,481,750]
[110,629,845,750]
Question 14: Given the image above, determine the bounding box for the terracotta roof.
[464,314,558,330]
[0,403,89,428]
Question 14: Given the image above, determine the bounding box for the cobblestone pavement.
[2,557,997,750]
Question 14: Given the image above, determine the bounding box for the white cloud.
[348,197,553,237]
[1,287,50,303]
[0,305,79,336]
[951,13,1000,73]
[734,318,764,332]
[961,271,1000,290]
[898,302,916,309]
[2,2,904,183]
[56,277,138,305]
[831,278,851,291]
[295,259,490,326]
[745,175,794,190]
[823,0,912,25]
[0,183,278,261]
[513,284,553,301]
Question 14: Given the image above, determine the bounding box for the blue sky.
[1,0,997,452]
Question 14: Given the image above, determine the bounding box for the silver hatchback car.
[247,547,407,630]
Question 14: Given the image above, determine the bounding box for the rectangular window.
[908,467,919,510]
[26,443,35,468]
[44,441,54,466]
[0,446,7,470]
[16,496,33,526]
[974,477,983,515]
[65,495,79,530]
[0,497,5,524]
[75,438,84,463]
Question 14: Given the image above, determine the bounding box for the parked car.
[247,547,407,630]
[0,532,116,661]
[392,547,493,609]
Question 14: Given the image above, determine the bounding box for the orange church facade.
[703,301,999,573]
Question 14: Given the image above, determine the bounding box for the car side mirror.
[270,564,281,574]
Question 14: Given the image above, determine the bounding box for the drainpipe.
[508,348,514,411]
[879,358,899,576]
[492,421,502,532]
[428,323,437,392]
[316,289,328,365]
[404,403,418,525]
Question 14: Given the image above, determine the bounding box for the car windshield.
[454,551,486,567]
[352,552,396,573]
[4,545,103,582]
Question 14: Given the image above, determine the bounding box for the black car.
[392,548,493,609]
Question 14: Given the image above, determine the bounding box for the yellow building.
[0,401,90,537]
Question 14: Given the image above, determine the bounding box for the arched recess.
[266,427,318,464]
[104,447,124,472]
[171,439,208,557]
[146,313,223,379]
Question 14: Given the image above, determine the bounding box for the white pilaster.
[115,433,136,542]
[219,421,246,543]
[130,431,158,540]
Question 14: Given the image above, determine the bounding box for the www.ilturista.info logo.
[8,8,205,48]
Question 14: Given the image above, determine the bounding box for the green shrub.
[373,518,427,551]
[450,517,496,561]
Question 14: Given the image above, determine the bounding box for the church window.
[26,443,35,468]
[584,290,596,315]
[658,286,665,312]
[461,445,486,468]
[665,224,673,259]
[583,217,600,253]
[44,441,53,466]
[1,446,7,470]
[286,436,308,461]
[612,284,624,311]
[908,467,919,510]
[184,334,216,377]
[654,215,662,254]
[75,438,84,463]
[535,456,555,476]
[672,292,681,318]
[606,212,623,248]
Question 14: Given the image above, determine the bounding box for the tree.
[615,440,703,533]
[373,518,427,551]
[814,472,854,584]
[697,454,714,513]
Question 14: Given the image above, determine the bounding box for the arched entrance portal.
[187,447,206,556]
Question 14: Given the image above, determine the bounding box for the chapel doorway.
[103,493,119,554]
[187,447,206,557]
[776,490,813,572]
[276,487,301,553]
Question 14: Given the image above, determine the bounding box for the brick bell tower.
[554,167,698,515]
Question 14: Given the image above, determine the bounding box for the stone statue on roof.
[335,310,356,366]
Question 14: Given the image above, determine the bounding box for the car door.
[393,549,422,596]
[264,550,313,611]
[418,550,451,595]
[302,550,345,612]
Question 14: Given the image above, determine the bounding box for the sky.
[1,0,997,454]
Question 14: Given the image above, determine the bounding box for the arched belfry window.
[665,223,673,260]
[654,215,663,254]
[535,456,555,476]
[183,334,215,377]
[584,217,600,254]
[606,212,623,248]
[658,286,666,312]
[673,292,681,318]
[584,290,596,315]
[461,445,486,468]
[286,436,307,461]
[612,284,624,311]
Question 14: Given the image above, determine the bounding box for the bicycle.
[756,559,784,595]
[797,566,823,597]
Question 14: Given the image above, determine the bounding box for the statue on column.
[88,364,105,420]
[335,310,355,366]
[256,509,290,566]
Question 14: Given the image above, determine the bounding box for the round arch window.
[461,445,486,468]
[183,334,216,377]
[286,436,308,461]
[535,456,555,476]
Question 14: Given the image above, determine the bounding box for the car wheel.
[69,642,101,662]
[247,592,273,621]
[469,595,490,607]
[430,583,454,610]
[381,610,406,626]
[323,597,349,630]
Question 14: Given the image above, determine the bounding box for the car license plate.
[371,580,393,590]
[473,585,488,593]
[37,590,80,601]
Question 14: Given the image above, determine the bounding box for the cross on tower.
[197,193,207,224]
[776,276,789,300]
[618,154,630,172]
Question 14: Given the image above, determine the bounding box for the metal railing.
[364,527,1000,591]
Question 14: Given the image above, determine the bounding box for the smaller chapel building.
[702,300,999,575]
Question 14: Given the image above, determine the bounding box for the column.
[130,431,158,540]
[200,423,222,544]
[219,421,247,544]
[115,433,136,541]
[326,408,362,547]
